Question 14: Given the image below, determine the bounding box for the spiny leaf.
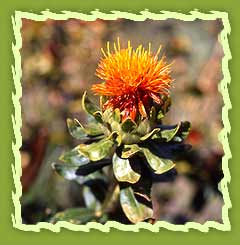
[52,162,80,180]
[113,108,121,123]
[76,159,111,176]
[177,121,191,140]
[79,138,115,161]
[140,128,160,141]
[112,153,141,184]
[120,187,153,224]
[99,95,107,110]
[67,118,88,140]
[121,144,141,158]
[82,91,102,123]
[121,118,137,132]
[77,171,107,185]
[145,141,192,160]
[152,121,191,142]
[159,123,180,142]
[149,106,156,123]
[84,123,104,136]
[121,133,141,145]
[92,111,103,124]
[53,146,89,181]
[67,118,104,139]
[135,119,151,136]
[110,121,122,133]
[53,159,106,185]
[102,108,113,123]
[141,147,175,174]
[59,146,89,166]
[129,156,152,201]
[157,96,171,120]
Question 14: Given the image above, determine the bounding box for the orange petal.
[138,99,147,118]
[129,105,137,121]
[149,92,162,104]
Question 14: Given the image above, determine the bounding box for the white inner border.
[11,10,232,232]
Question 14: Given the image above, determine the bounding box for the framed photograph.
[0,0,238,244]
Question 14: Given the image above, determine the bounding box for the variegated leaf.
[120,187,153,224]
[141,147,175,174]
[112,153,141,184]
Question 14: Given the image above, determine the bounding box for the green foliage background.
[0,0,239,243]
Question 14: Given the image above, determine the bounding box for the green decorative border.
[11,10,231,232]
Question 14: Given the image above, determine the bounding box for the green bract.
[52,92,191,224]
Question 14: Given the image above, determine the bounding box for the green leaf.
[55,146,108,182]
[141,147,175,174]
[53,160,107,185]
[121,133,141,145]
[121,144,141,158]
[178,121,191,140]
[50,208,97,224]
[151,121,191,142]
[84,123,104,136]
[67,118,104,140]
[102,108,121,127]
[113,108,121,123]
[79,138,115,161]
[135,119,151,136]
[78,171,107,185]
[161,96,171,114]
[102,108,113,123]
[82,91,99,114]
[54,147,89,181]
[156,96,171,121]
[149,106,156,123]
[121,118,137,132]
[92,111,103,124]
[82,91,102,123]
[110,121,122,133]
[99,95,107,109]
[76,159,111,176]
[120,187,153,224]
[159,124,180,142]
[140,128,160,141]
[53,162,79,180]
[157,110,164,121]
[112,153,141,184]
[59,146,90,166]
[67,118,88,140]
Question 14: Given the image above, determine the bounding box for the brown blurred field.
[20,18,224,224]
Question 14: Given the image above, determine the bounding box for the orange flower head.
[91,40,173,121]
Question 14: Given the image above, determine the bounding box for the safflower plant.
[52,40,191,224]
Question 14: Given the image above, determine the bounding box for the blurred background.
[20,18,224,224]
